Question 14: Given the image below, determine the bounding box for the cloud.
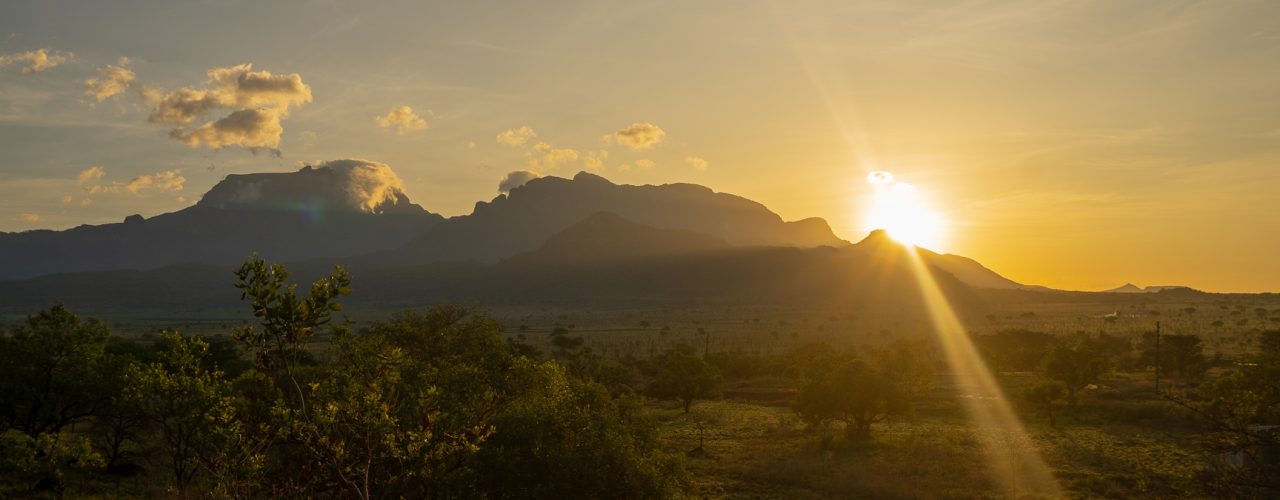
[125,170,186,194]
[526,142,579,171]
[76,166,106,184]
[202,159,408,213]
[314,159,408,213]
[612,122,665,151]
[79,169,185,197]
[0,49,73,74]
[685,156,709,171]
[584,150,608,171]
[496,126,536,146]
[147,64,311,151]
[498,170,539,193]
[84,58,136,102]
[375,105,428,134]
[635,159,655,170]
[15,213,41,222]
[169,108,285,152]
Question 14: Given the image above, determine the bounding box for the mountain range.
[0,162,1059,314]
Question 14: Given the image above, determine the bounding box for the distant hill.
[1103,283,1191,293]
[382,171,847,266]
[0,165,1056,310]
[0,161,443,280]
[846,230,1042,291]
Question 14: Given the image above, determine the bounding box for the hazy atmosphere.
[3,2,1280,499]
[3,0,1278,291]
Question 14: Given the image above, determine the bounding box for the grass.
[650,369,1210,499]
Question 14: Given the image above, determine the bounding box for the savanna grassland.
[1,262,1278,499]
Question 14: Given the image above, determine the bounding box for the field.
[3,290,1276,498]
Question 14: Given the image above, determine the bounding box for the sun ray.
[901,246,1062,497]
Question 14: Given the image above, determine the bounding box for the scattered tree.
[648,345,721,413]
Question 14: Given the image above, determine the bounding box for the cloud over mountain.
[199,159,413,214]
[498,170,539,193]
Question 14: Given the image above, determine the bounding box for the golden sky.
[1,0,1277,292]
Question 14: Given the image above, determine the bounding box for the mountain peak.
[197,159,425,215]
[855,229,899,247]
[572,171,614,184]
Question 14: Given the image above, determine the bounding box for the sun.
[865,171,945,249]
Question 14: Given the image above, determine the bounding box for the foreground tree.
[0,304,118,437]
[452,362,685,499]
[0,431,104,498]
[123,331,242,496]
[1190,330,1280,495]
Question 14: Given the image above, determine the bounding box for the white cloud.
[79,169,186,197]
[169,108,285,152]
[685,156,709,171]
[498,170,539,193]
[76,166,106,184]
[635,159,655,170]
[15,213,41,222]
[584,150,609,172]
[375,105,428,134]
[0,49,73,74]
[612,122,665,151]
[314,159,408,213]
[125,170,186,194]
[526,142,579,170]
[496,126,536,146]
[84,58,136,102]
[147,64,312,151]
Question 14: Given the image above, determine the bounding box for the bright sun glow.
[865,171,944,249]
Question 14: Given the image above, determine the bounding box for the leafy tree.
[974,329,1056,373]
[1162,334,1210,381]
[1021,380,1067,428]
[869,339,935,404]
[1044,342,1107,409]
[1186,330,1280,495]
[0,304,118,437]
[452,362,685,499]
[793,355,906,440]
[647,345,721,413]
[231,254,351,412]
[123,331,242,496]
[278,308,516,499]
[0,431,104,498]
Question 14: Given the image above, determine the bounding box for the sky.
[1,0,1278,292]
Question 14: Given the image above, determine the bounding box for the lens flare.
[864,173,944,249]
